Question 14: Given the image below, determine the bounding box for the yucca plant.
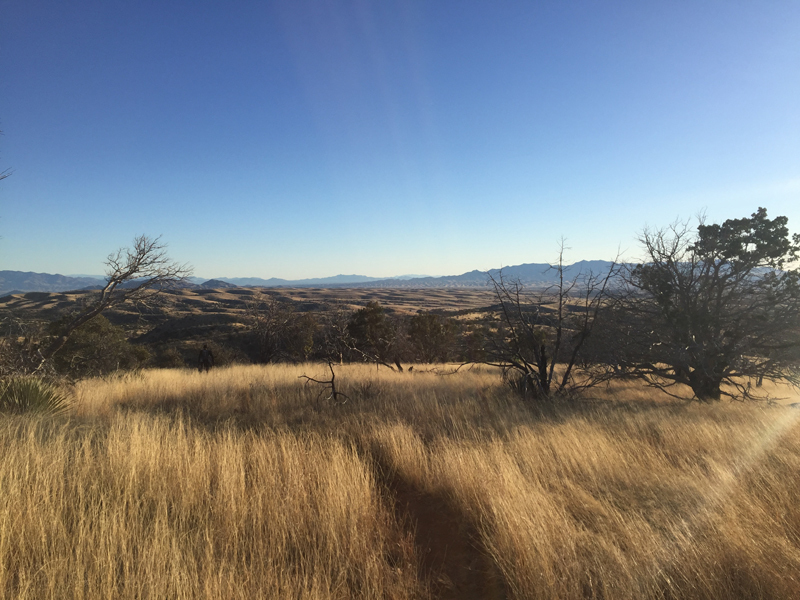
[0,376,71,416]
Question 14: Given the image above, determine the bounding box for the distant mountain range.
[0,261,617,296]
[350,260,616,289]
[0,272,106,296]
[215,274,394,287]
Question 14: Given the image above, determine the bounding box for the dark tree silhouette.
[608,208,800,400]
[408,312,457,363]
[347,301,404,370]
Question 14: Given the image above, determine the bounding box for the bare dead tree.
[245,293,295,363]
[36,235,192,369]
[244,292,321,363]
[484,243,620,400]
[316,301,354,364]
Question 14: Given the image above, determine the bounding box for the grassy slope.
[1,365,799,599]
[0,287,499,367]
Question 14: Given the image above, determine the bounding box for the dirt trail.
[370,450,508,600]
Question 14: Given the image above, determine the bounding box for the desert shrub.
[152,345,187,369]
[347,301,408,367]
[408,312,458,362]
[461,324,488,362]
[246,295,319,363]
[0,315,49,377]
[0,376,71,415]
[48,314,149,379]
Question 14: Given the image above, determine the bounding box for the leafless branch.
[299,361,350,404]
[36,235,192,369]
[483,248,621,400]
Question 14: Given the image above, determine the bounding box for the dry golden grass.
[0,411,420,599]
[369,407,800,598]
[2,364,800,599]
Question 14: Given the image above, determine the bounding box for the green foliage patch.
[48,314,149,378]
[0,377,71,416]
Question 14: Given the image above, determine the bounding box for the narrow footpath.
[369,448,509,600]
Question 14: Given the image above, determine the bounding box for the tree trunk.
[537,344,550,396]
[689,370,722,401]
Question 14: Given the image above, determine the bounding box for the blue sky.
[1,1,798,279]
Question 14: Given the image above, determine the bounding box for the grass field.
[2,364,800,599]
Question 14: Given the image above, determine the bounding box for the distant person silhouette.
[198,344,214,373]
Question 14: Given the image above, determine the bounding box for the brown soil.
[369,448,508,600]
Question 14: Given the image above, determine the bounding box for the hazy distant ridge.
[0,271,107,296]
[0,261,616,295]
[338,260,616,288]
[215,274,390,287]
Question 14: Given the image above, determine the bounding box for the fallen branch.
[299,361,350,404]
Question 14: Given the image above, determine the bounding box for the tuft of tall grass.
[0,377,71,416]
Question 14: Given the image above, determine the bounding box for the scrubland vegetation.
[1,209,799,598]
[2,364,799,599]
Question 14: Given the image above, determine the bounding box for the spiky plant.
[0,377,71,416]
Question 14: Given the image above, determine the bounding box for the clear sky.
[1,1,798,279]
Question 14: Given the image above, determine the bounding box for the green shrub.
[153,345,187,369]
[0,377,71,415]
[48,314,149,378]
[408,312,457,362]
